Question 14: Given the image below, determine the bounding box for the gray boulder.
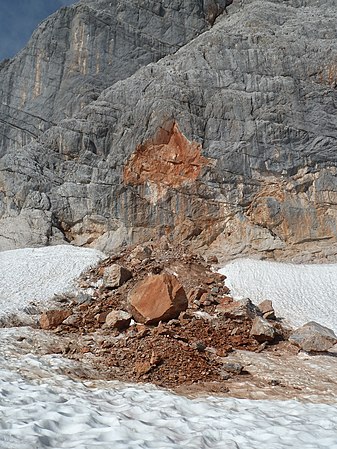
[103,264,132,289]
[250,316,276,343]
[289,322,337,352]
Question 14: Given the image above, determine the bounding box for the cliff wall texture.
[0,0,336,262]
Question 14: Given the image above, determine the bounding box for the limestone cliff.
[0,0,336,262]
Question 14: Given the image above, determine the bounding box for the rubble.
[34,242,335,393]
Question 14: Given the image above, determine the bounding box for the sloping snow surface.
[220,259,337,332]
[0,245,105,317]
[0,247,336,448]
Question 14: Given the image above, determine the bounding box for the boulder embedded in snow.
[289,322,337,352]
[128,273,188,325]
[103,264,132,289]
[40,310,72,330]
[104,310,132,330]
[217,298,256,319]
[258,300,276,320]
[250,316,276,343]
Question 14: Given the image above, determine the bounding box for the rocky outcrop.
[0,0,215,156]
[0,0,337,261]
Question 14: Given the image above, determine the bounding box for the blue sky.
[0,0,76,60]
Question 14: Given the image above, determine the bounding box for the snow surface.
[0,245,105,317]
[220,259,337,332]
[0,341,337,449]
[0,247,337,448]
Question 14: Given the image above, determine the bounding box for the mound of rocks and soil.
[35,241,301,392]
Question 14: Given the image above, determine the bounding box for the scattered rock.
[63,314,81,326]
[75,292,93,304]
[129,245,152,261]
[40,310,72,330]
[104,310,132,330]
[95,311,109,324]
[188,286,208,304]
[289,322,337,352]
[128,273,188,324]
[221,362,244,375]
[195,341,206,352]
[135,361,152,377]
[103,264,132,289]
[205,255,219,264]
[258,299,276,320]
[250,316,277,343]
[217,298,256,319]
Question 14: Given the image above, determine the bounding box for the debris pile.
[37,241,336,391]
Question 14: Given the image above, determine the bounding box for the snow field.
[0,245,105,317]
[0,247,336,448]
[220,258,337,332]
[0,357,337,449]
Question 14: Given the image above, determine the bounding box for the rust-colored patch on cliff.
[123,122,210,201]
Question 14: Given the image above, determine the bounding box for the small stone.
[188,286,208,304]
[63,314,80,326]
[130,245,152,261]
[195,341,206,352]
[205,255,219,264]
[104,310,132,330]
[258,299,276,320]
[217,298,257,319]
[219,370,231,380]
[96,311,109,323]
[135,361,152,376]
[222,362,244,375]
[103,264,132,289]
[75,292,93,304]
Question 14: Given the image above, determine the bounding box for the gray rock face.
[0,0,215,155]
[0,0,337,260]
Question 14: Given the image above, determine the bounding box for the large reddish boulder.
[40,310,71,330]
[128,273,188,324]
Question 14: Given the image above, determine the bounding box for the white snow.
[0,343,337,449]
[0,247,337,448]
[220,259,337,332]
[0,245,105,317]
